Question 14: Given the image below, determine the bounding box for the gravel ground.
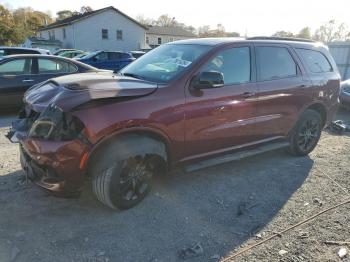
[0,110,349,262]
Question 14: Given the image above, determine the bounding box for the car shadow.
[0,149,313,262]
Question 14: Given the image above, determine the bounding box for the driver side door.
[90,52,109,69]
[184,45,259,160]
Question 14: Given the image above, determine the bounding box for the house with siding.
[23,37,62,53]
[38,6,147,52]
[146,26,196,48]
[328,42,350,80]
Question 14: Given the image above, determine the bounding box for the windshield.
[120,44,212,83]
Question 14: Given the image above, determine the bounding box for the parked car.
[0,47,50,57]
[0,54,108,109]
[339,79,350,109]
[59,50,87,59]
[52,49,77,56]
[76,50,135,71]
[130,51,146,59]
[74,52,90,59]
[7,37,340,210]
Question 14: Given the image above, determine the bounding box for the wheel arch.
[305,102,327,127]
[86,128,171,177]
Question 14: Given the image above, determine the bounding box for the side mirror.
[192,71,224,89]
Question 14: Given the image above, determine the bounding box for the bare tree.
[198,25,210,37]
[135,14,155,26]
[157,14,176,27]
[313,20,350,42]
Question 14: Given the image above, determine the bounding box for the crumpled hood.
[24,72,158,112]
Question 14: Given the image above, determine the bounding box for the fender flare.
[86,133,168,176]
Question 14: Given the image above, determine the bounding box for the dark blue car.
[77,51,135,72]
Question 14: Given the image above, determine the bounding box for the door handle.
[241,92,255,98]
[23,79,34,83]
[215,106,228,113]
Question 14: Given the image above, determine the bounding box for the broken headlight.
[28,104,85,141]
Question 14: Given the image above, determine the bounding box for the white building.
[146,26,196,48]
[23,37,62,53]
[38,6,147,52]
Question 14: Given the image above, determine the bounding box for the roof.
[28,37,62,46]
[146,26,196,37]
[1,54,73,59]
[39,6,147,31]
[0,54,97,69]
[328,41,350,47]
[170,37,325,49]
[0,46,50,53]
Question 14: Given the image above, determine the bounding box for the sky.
[1,0,350,36]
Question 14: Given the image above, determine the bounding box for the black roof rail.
[247,36,316,43]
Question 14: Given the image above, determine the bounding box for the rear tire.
[287,109,322,156]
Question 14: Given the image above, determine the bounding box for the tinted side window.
[296,48,332,73]
[0,50,4,57]
[95,52,108,61]
[108,52,120,60]
[202,47,251,84]
[0,59,32,75]
[7,49,38,55]
[256,47,297,81]
[121,53,131,59]
[38,59,77,74]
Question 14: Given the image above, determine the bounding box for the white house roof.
[146,26,196,38]
[39,6,148,31]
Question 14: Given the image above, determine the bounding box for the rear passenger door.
[254,44,308,139]
[34,58,78,83]
[0,58,34,108]
[91,52,109,69]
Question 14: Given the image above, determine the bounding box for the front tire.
[287,109,322,156]
[92,155,155,210]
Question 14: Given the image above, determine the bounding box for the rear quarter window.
[38,59,77,74]
[296,48,333,73]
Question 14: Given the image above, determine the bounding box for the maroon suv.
[7,37,340,210]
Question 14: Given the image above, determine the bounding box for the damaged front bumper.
[6,106,90,197]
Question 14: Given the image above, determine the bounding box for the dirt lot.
[0,110,349,262]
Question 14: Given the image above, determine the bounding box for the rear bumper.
[18,137,89,197]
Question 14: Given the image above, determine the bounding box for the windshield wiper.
[120,72,145,80]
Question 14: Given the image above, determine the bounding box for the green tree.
[13,8,52,43]
[56,10,73,20]
[0,5,18,45]
[272,31,295,37]
[297,27,312,39]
